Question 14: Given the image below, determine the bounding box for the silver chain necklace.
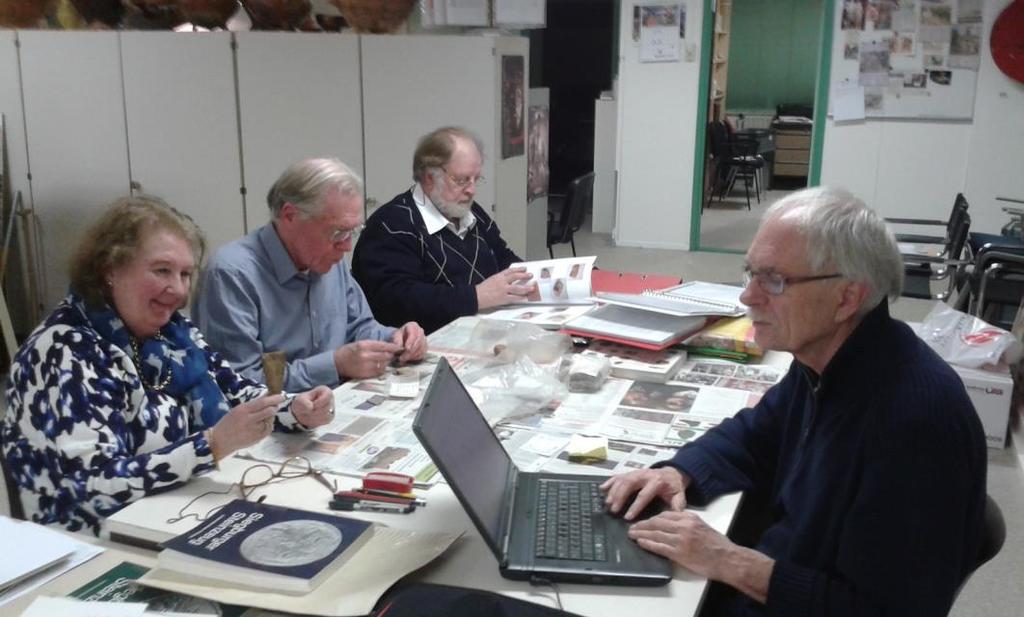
[129,334,174,391]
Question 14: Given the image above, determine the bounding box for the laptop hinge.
[499,465,519,562]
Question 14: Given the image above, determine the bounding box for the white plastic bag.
[917,302,1024,369]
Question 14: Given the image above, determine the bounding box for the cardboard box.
[954,364,1013,449]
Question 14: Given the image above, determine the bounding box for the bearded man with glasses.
[352,126,537,334]
[195,158,426,391]
[602,187,986,617]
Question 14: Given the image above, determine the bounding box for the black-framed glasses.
[166,456,337,525]
[742,267,842,296]
[441,166,486,188]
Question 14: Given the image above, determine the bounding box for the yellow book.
[684,317,763,357]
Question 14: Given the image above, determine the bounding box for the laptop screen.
[413,358,513,554]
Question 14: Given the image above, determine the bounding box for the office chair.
[954,494,1006,603]
[957,248,1024,330]
[719,135,763,209]
[546,171,594,258]
[900,209,971,301]
[887,193,969,246]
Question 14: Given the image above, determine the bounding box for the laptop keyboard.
[534,479,607,561]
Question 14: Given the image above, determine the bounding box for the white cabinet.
[121,32,245,262]
[18,31,130,307]
[235,32,363,231]
[361,34,528,256]
[5,31,530,311]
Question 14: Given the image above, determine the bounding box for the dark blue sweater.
[664,300,987,616]
[352,190,521,333]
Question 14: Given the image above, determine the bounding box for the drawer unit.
[772,127,811,180]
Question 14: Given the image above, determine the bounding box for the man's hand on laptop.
[601,467,690,520]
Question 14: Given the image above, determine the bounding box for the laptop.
[412,357,672,586]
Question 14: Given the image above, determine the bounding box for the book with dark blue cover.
[157,499,373,594]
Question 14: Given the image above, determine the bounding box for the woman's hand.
[290,386,334,429]
[208,394,282,460]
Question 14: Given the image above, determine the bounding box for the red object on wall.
[991,0,1024,84]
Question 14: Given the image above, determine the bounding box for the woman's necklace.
[129,334,174,391]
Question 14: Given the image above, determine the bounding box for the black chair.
[719,135,764,209]
[959,247,1024,330]
[954,494,1006,602]
[546,171,594,258]
[900,207,971,301]
[888,193,969,246]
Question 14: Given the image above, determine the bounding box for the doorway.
[694,0,830,252]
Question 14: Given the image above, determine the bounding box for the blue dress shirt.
[193,224,395,391]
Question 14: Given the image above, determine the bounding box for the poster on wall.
[527,104,550,201]
[638,4,680,62]
[830,0,979,120]
[501,55,525,159]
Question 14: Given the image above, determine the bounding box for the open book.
[509,255,596,304]
[596,281,746,317]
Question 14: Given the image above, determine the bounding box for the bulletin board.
[830,0,981,120]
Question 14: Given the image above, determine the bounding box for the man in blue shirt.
[602,187,986,616]
[194,158,426,391]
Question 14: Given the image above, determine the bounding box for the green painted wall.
[726,0,823,113]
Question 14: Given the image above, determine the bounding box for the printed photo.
[674,372,720,386]
[841,0,865,30]
[501,55,525,159]
[928,69,952,85]
[950,24,980,56]
[921,4,952,26]
[903,72,927,88]
[864,88,885,112]
[527,104,550,201]
[551,278,568,300]
[360,446,409,471]
[843,31,860,59]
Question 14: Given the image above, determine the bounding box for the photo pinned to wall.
[957,0,982,24]
[639,4,681,62]
[864,87,885,113]
[903,72,928,88]
[859,36,892,86]
[921,2,953,26]
[948,23,981,70]
[865,0,894,30]
[501,55,525,159]
[925,54,946,68]
[928,69,953,85]
[841,0,865,30]
[919,25,951,54]
[527,104,549,201]
[892,0,917,31]
[843,30,860,59]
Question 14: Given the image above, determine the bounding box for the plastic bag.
[558,350,611,393]
[917,302,1024,369]
[459,320,572,422]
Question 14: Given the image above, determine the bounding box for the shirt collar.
[259,223,308,284]
[412,183,476,238]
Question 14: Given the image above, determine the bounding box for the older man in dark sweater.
[352,126,536,333]
[603,187,987,617]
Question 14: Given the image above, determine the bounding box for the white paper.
[494,0,545,26]
[0,518,104,607]
[443,0,488,26]
[639,5,681,63]
[20,596,146,617]
[832,84,866,121]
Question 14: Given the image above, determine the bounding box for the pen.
[329,498,413,514]
[358,488,427,507]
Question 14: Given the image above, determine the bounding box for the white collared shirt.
[412,183,477,240]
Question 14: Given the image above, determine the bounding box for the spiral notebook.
[595,281,746,318]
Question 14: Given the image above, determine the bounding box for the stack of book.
[683,317,763,362]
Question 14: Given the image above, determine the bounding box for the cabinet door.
[120,32,244,261]
[235,32,363,231]
[18,31,131,308]
[360,35,497,215]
